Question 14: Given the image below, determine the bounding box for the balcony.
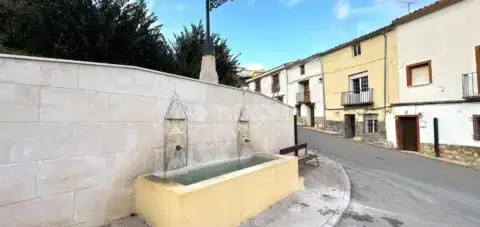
[341,88,373,106]
[296,92,311,103]
[271,84,280,93]
[462,72,480,99]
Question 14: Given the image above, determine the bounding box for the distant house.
[246,56,325,127]
[321,26,399,144]
[237,67,265,89]
[385,0,480,164]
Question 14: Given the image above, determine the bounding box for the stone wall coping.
[0,54,294,109]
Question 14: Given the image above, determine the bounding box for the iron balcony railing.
[271,84,280,93]
[296,92,311,103]
[341,88,374,106]
[462,72,479,98]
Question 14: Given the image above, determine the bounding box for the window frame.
[349,71,369,93]
[473,115,480,141]
[299,65,305,75]
[352,43,361,57]
[364,114,379,134]
[406,60,432,87]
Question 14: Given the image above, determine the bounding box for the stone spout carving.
[237,106,251,157]
[164,93,188,173]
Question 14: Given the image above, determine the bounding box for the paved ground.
[299,127,480,227]
[240,154,350,227]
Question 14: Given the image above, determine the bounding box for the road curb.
[303,126,479,170]
[320,154,351,227]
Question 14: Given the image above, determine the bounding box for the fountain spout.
[244,138,250,143]
[175,145,183,151]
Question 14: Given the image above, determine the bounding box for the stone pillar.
[199,54,219,84]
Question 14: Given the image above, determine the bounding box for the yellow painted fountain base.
[135,154,303,227]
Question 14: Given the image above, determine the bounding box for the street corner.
[240,153,352,227]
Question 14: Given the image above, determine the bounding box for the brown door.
[344,114,355,138]
[303,81,310,102]
[475,45,480,94]
[396,117,419,151]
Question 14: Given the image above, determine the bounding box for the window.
[300,65,305,75]
[255,80,261,92]
[350,74,369,93]
[473,115,480,141]
[407,60,432,86]
[364,114,378,134]
[352,43,361,56]
[272,74,280,92]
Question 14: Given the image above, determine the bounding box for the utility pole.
[397,0,415,13]
[199,0,234,83]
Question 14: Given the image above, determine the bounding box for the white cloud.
[280,0,303,8]
[245,64,265,70]
[334,0,350,19]
[176,3,185,11]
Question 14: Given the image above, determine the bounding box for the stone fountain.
[135,93,303,227]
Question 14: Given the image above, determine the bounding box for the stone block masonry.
[0,54,294,227]
[421,143,480,168]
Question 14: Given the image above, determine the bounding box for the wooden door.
[396,117,419,151]
[309,105,315,127]
[303,81,310,102]
[475,45,480,94]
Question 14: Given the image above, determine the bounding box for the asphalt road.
[298,127,480,227]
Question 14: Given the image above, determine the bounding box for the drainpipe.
[320,56,327,129]
[284,63,289,106]
[383,31,388,123]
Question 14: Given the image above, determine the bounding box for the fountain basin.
[135,154,303,227]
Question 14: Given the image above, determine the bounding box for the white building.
[385,0,480,165]
[247,54,325,127]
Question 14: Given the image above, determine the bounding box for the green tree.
[0,0,175,72]
[171,23,241,87]
[0,1,241,87]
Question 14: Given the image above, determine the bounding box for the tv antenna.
[397,0,416,13]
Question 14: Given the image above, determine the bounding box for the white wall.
[0,54,294,227]
[247,57,325,120]
[396,0,480,103]
[247,69,288,101]
[386,103,480,148]
[287,58,324,118]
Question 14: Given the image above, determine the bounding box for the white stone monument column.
[199,54,219,83]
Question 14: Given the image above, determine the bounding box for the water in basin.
[168,156,274,185]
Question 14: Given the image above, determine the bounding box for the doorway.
[308,104,315,127]
[344,114,356,138]
[396,116,420,152]
[301,80,310,102]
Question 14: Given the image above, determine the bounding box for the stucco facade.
[321,28,398,141]
[385,0,480,166]
[247,57,325,127]
[396,0,480,103]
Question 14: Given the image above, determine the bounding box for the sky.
[149,0,436,70]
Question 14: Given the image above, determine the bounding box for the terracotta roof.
[319,25,394,56]
[392,0,464,25]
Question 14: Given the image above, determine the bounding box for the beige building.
[321,26,399,143]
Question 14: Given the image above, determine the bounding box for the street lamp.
[199,0,234,83]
